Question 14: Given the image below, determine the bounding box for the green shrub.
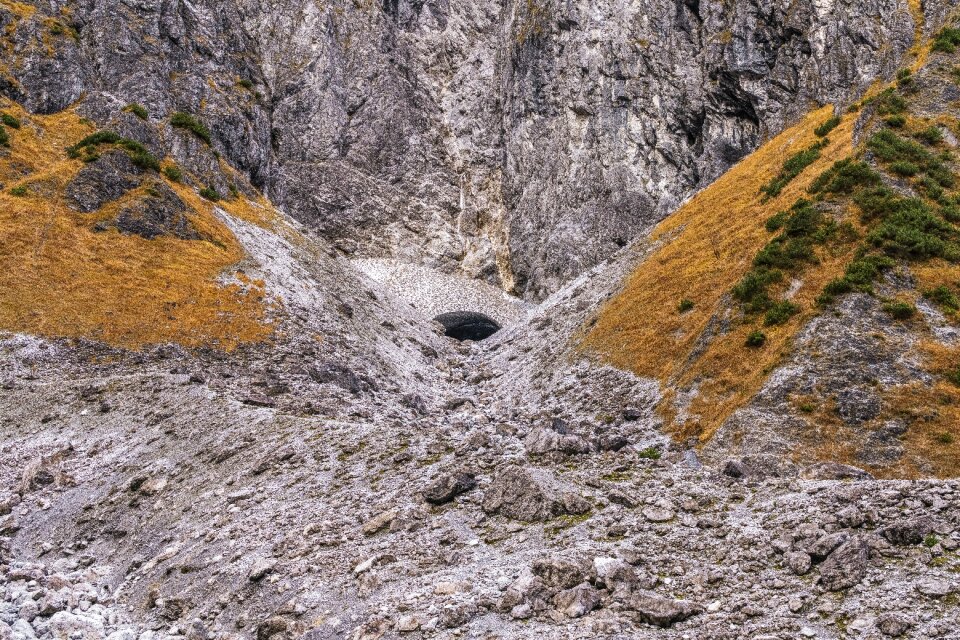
[844,254,895,287]
[868,129,957,187]
[171,112,211,144]
[854,186,900,220]
[637,446,661,460]
[677,298,694,313]
[868,129,931,165]
[237,78,254,90]
[124,103,149,120]
[766,210,788,231]
[890,160,920,176]
[764,300,800,326]
[885,114,907,128]
[935,431,956,444]
[733,267,782,312]
[9,185,27,196]
[199,185,221,201]
[948,367,960,386]
[896,68,913,87]
[760,140,827,199]
[882,300,916,319]
[753,237,815,270]
[872,88,908,115]
[745,330,767,347]
[163,165,183,182]
[924,285,960,311]
[943,204,960,223]
[932,27,960,54]
[65,131,160,171]
[920,176,946,201]
[917,126,944,145]
[817,254,896,304]
[0,113,20,129]
[128,149,160,171]
[808,159,882,195]
[0,127,8,147]
[67,130,121,156]
[867,200,958,260]
[814,116,841,138]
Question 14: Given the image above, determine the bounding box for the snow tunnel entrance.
[433,311,501,341]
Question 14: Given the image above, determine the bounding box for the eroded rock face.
[65,151,142,213]
[1,0,945,299]
[113,182,197,240]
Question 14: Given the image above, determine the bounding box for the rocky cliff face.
[1,0,947,299]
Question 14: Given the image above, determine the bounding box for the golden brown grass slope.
[581,106,859,443]
[0,101,275,350]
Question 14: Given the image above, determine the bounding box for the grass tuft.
[124,103,149,120]
[171,112,211,144]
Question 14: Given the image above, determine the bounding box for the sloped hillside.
[0,102,273,350]
[0,95,454,408]
[583,27,960,478]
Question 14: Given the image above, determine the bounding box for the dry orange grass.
[0,103,274,350]
[581,106,858,442]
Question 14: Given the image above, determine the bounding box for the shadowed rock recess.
[3,1,960,640]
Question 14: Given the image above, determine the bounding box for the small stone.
[876,613,913,637]
[510,604,532,620]
[48,611,104,640]
[396,615,421,632]
[807,532,848,560]
[482,466,589,521]
[800,627,817,638]
[434,581,467,596]
[881,517,935,546]
[915,578,953,598]
[642,500,675,523]
[362,508,398,535]
[552,583,600,618]
[785,551,812,576]
[354,556,376,574]
[256,616,287,640]
[248,558,276,582]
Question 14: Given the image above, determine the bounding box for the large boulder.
[881,517,935,546]
[627,591,703,627]
[422,471,476,505]
[818,538,869,591]
[482,466,589,521]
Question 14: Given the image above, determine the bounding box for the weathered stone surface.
[482,466,590,521]
[422,472,476,504]
[881,517,935,546]
[113,182,197,240]
[876,613,913,637]
[552,583,600,619]
[818,538,869,591]
[627,591,703,628]
[65,151,142,213]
